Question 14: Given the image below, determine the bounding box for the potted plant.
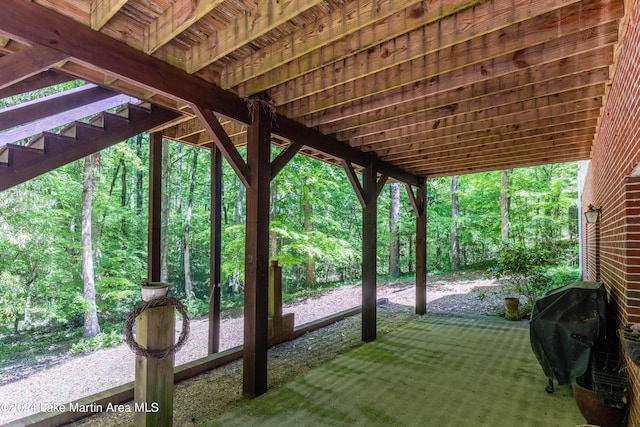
[490,243,552,320]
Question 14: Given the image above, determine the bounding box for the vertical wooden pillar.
[209,147,223,354]
[134,306,174,426]
[137,131,173,426]
[148,132,162,283]
[362,156,377,342]
[415,178,427,315]
[243,107,271,397]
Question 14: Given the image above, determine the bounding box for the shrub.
[69,330,124,354]
[491,243,553,306]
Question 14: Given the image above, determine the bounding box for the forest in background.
[0,83,580,351]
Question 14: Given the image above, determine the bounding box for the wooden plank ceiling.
[0,0,627,178]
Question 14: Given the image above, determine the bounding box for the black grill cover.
[529,281,607,385]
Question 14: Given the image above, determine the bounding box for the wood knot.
[409,6,425,19]
[512,50,528,68]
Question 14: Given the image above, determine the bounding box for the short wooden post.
[134,305,174,426]
[268,260,282,320]
[267,260,294,344]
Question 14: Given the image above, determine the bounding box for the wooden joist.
[0,0,420,186]
[0,45,68,91]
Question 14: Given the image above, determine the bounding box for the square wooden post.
[268,260,283,321]
[243,106,271,398]
[136,132,174,426]
[415,178,427,315]
[148,132,162,283]
[134,306,175,426]
[362,156,377,342]
[209,146,222,354]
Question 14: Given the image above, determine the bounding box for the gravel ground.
[0,272,507,425]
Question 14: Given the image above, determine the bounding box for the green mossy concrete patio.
[207,314,583,426]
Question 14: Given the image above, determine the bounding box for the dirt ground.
[0,272,508,425]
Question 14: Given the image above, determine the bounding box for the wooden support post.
[243,106,271,398]
[405,180,427,315]
[268,260,283,321]
[134,306,174,426]
[267,259,294,344]
[415,179,427,315]
[362,156,377,342]
[148,132,162,283]
[208,146,222,354]
[137,132,173,426]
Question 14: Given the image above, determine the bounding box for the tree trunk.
[82,153,101,338]
[176,144,184,277]
[135,134,144,217]
[183,149,198,300]
[451,175,460,271]
[501,170,510,241]
[303,184,316,289]
[120,157,127,236]
[160,139,171,283]
[270,178,278,258]
[389,182,401,276]
[235,185,244,225]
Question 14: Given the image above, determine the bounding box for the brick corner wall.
[582,1,640,423]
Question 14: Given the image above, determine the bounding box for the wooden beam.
[224,0,459,90]
[0,70,73,99]
[243,106,271,398]
[0,0,250,122]
[342,159,365,209]
[0,45,68,90]
[413,147,592,177]
[0,84,115,131]
[404,183,420,218]
[148,132,163,283]
[0,93,136,145]
[319,57,610,134]
[0,0,420,186]
[390,129,595,166]
[262,0,617,105]
[209,146,222,355]
[411,143,592,175]
[381,116,599,162]
[414,180,427,315]
[361,156,377,343]
[186,0,325,74]
[281,22,618,119]
[376,174,389,198]
[193,106,250,188]
[270,140,302,181]
[143,0,225,54]
[346,74,609,146]
[90,0,127,30]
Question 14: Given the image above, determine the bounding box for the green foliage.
[546,265,581,288]
[490,243,553,305]
[185,298,209,318]
[0,87,583,364]
[69,330,124,354]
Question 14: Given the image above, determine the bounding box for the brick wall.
[582,1,640,423]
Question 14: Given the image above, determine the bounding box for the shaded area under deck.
[208,314,583,426]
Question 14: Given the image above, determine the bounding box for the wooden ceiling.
[0,0,628,179]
